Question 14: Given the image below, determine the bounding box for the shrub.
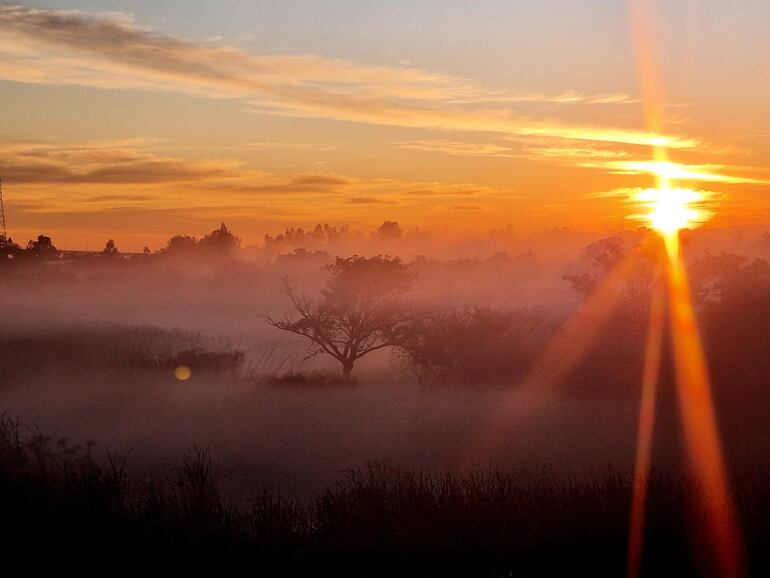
[399,307,555,385]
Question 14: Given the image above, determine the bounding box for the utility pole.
[0,178,7,241]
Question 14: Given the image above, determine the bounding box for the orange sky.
[1,2,768,251]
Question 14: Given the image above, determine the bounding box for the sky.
[0,0,768,250]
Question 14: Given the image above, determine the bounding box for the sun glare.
[635,187,709,237]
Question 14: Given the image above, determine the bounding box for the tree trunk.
[341,360,354,382]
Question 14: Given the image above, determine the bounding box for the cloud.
[405,185,486,196]
[397,138,635,164]
[587,188,642,199]
[583,160,770,185]
[521,144,632,161]
[0,5,696,149]
[347,196,398,204]
[1,139,517,222]
[446,89,639,105]
[242,141,343,152]
[397,137,769,186]
[85,194,156,203]
[0,140,237,184]
[207,173,352,196]
[397,140,518,158]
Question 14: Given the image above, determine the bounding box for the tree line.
[0,222,241,263]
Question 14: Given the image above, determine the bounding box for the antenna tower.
[0,178,7,241]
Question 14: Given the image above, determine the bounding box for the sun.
[635,187,709,237]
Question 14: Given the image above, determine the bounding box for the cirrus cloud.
[0,5,697,150]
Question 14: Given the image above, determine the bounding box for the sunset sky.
[1,1,769,250]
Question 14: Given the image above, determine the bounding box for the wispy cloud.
[0,140,238,184]
[587,187,643,199]
[241,141,343,152]
[522,144,632,161]
[397,138,634,163]
[447,89,639,105]
[397,140,518,158]
[396,138,770,193]
[347,196,398,205]
[582,160,770,184]
[405,185,487,197]
[1,139,514,219]
[0,5,696,149]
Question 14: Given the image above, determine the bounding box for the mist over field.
[2,223,769,498]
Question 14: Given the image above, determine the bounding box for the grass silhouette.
[3,417,770,576]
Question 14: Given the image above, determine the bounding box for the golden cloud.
[0,5,696,149]
[2,139,515,220]
[582,160,770,185]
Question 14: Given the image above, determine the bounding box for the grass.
[265,370,352,387]
[0,325,245,385]
[2,418,770,576]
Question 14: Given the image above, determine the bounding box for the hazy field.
[2,228,768,494]
[1,227,769,575]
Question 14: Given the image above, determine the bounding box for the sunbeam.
[626,1,745,575]
[456,242,653,467]
[626,263,665,578]
[664,241,746,578]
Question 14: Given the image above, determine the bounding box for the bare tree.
[266,255,414,381]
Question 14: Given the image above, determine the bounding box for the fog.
[1,223,769,497]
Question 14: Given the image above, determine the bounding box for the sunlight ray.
[456,243,652,466]
[627,1,745,573]
[626,264,665,578]
[665,240,745,578]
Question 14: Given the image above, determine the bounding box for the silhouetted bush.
[691,253,770,404]
[399,307,555,384]
[0,325,243,384]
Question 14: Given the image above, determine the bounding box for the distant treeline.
[0,222,241,262]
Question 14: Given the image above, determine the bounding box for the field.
[4,415,770,577]
[1,228,769,576]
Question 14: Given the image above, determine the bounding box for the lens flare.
[624,1,744,575]
[626,266,665,578]
[174,365,192,381]
[635,187,710,237]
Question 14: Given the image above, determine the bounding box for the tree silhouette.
[198,223,240,254]
[376,220,403,241]
[101,239,119,257]
[0,235,20,261]
[160,224,240,257]
[267,255,414,381]
[26,234,58,260]
[162,234,197,255]
[563,236,625,297]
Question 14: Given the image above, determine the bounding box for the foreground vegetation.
[1,418,769,576]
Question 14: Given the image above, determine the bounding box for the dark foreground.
[2,419,769,577]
